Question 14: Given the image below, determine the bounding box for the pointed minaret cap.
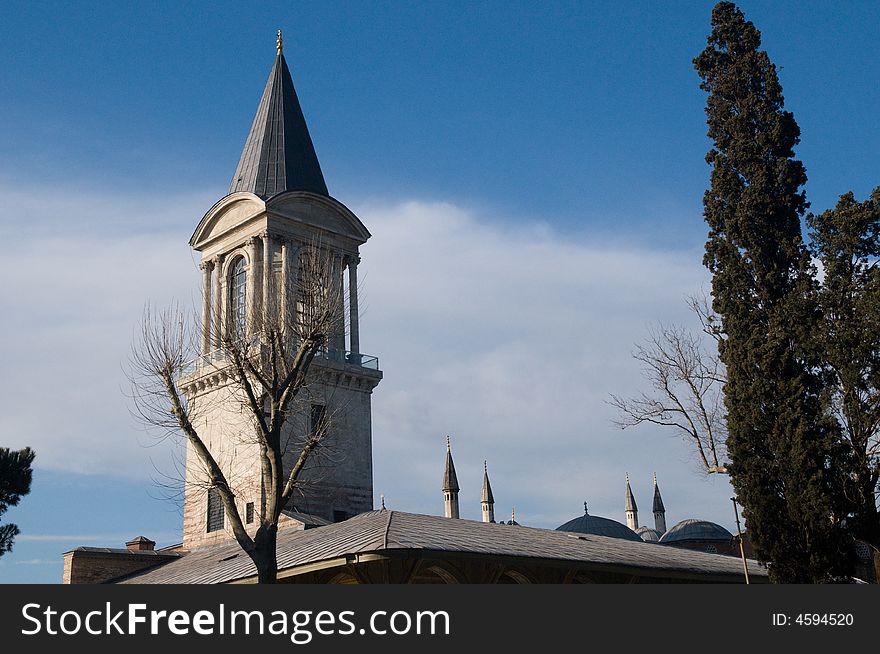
[229,31,329,199]
[625,473,638,513]
[481,460,495,504]
[379,494,386,510]
[652,472,665,513]
[442,436,459,492]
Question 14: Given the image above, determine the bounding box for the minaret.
[625,473,638,530]
[442,437,460,519]
[481,461,495,523]
[652,472,667,534]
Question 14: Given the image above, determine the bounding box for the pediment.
[266,191,371,243]
[189,193,266,249]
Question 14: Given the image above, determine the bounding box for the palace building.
[62,34,767,584]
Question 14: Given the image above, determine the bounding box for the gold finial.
[511,507,516,523]
[276,29,283,55]
[653,472,657,485]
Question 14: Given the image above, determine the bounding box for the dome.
[659,519,733,543]
[556,513,642,542]
[635,527,662,543]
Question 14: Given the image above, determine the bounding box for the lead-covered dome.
[659,519,733,543]
[635,526,662,543]
[556,513,642,542]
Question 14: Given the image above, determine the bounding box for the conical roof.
[625,474,638,513]
[652,474,665,513]
[481,461,494,504]
[229,33,328,199]
[442,441,459,492]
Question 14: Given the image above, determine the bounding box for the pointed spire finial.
[653,471,657,485]
[626,472,630,484]
[511,507,516,523]
[584,501,589,515]
[380,494,386,510]
[446,435,451,450]
[276,29,283,55]
[484,459,488,473]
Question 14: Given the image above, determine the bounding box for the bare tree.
[129,241,346,583]
[609,295,729,475]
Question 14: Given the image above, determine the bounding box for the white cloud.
[0,186,738,532]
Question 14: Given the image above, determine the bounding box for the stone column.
[247,236,260,334]
[262,232,271,328]
[347,255,360,356]
[335,254,346,353]
[200,260,213,354]
[212,254,225,347]
[280,240,288,330]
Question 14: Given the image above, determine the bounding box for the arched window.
[230,257,247,336]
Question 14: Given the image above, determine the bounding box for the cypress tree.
[808,189,880,555]
[694,2,849,582]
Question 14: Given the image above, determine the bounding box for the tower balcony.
[180,345,379,379]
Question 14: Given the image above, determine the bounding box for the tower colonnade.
[197,233,361,358]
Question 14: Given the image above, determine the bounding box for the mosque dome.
[635,526,662,543]
[556,510,642,542]
[659,519,733,543]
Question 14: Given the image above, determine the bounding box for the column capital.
[199,259,214,272]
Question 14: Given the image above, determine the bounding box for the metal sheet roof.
[118,511,763,584]
[228,52,328,199]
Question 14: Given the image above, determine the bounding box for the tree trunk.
[251,524,279,584]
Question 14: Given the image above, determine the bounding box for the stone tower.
[179,34,382,548]
[442,437,460,519]
[624,473,638,531]
[652,473,667,534]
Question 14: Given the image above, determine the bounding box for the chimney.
[125,536,156,552]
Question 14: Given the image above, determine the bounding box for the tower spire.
[481,460,495,523]
[229,32,328,198]
[652,472,667,534]
[624,473,638,530]
[442,437,460,519]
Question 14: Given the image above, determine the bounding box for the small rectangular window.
[245,502,255,524]
[207,487,225,533]
[310,403,326,437]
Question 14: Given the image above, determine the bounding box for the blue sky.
[1,1,878,582]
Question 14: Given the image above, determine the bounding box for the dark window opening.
[245,502,255,524]
[310,403,326,437]
[207,487,225,533]
[333,510,349,523]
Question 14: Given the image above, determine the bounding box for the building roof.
[660,519,734,543]
[635,527,663,543]
[652,475,665,513]
[442,444,459,492]
[625,475,637,513]
[556,511,643,543]
[228,44,328,199]
[481,462,494,504]
[118,510,764,584]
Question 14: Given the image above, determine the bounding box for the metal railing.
[180,343,378,377]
